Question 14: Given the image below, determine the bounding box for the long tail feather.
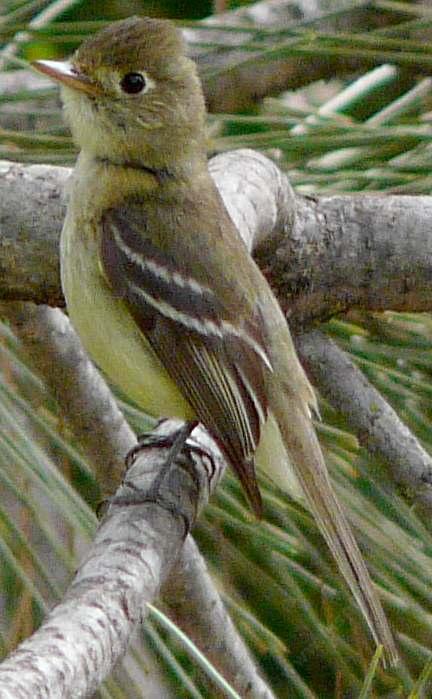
[268,389,398,666]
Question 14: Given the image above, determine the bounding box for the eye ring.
[120,72,146,95]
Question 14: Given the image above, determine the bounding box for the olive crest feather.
[73,16,187,79]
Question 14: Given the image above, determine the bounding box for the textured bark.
[2,147,432,694]
[0,420,227,699]
[3,303,274,699]
[297,331,432,508]
[263,192,432,329]
[0,161,66,306]
[1,155,432,326]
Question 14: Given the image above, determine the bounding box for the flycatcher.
[33,16,397,663]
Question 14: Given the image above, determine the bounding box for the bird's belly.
[60,219,194,420]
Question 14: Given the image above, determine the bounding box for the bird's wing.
[100,205,271,515]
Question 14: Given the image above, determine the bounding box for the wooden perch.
[1,149,432,507]
[0,420,230,698]
[1,303,274,698]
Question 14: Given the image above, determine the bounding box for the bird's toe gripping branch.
[109,419,216,534]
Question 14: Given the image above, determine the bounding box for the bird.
[32,15,397,664]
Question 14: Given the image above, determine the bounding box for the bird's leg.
[107,421,200,530]
[128,419,199,498]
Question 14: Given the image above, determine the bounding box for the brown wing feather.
[101,206,270,515]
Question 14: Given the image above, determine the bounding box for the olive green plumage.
[33,16,398,665]
[75,17,187,75]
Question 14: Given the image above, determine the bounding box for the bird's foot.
[109,421,199,531]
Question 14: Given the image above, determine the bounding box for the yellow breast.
[60,208,194,421]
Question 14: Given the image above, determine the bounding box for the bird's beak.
[31,60,102,96]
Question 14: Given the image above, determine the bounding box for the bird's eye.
[120,72,146,94]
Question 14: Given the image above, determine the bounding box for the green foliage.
[2,1,432,697]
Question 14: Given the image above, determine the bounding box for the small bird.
[33,16,397,663]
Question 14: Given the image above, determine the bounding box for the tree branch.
[1,304,131,494]
[297,330,432,509]
[0,161,65,306]
[2,303,274,698]
[188,0,409,112]
[1,150,432,508]
[0,420,229,699]
[265,191,432,329]
[1,154,432,324]
[162,536,274,698]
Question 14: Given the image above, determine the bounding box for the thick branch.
[1,155,431,325]
[0,161,65,306]
[0,421,225,699]
[264,192,432,329]
[3,303,273,698]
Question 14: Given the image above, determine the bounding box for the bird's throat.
[94,156,175,184]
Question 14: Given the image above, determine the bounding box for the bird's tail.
[255,294,398,665]
[264,384,398,666]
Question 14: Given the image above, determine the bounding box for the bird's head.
[32,17,207,173]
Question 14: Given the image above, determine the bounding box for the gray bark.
[1,147,432,695]
[0,420,230,699]
[1,155,431,324]
[2,304,274,698]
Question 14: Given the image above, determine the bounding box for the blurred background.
[2,0,432,696]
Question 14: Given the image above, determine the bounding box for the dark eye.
[120,72,146,94]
